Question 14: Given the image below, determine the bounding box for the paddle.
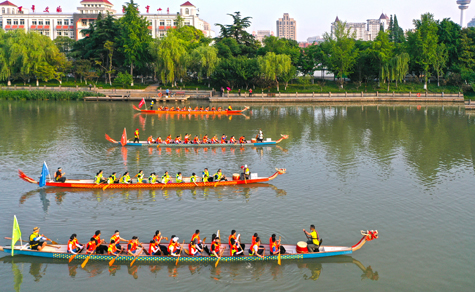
[4,237,60,249]
[175,240,185,266]
[69,250,80,263]
[109,252,120,266]
[278,236,281,265]
[214,230,221,267]
[44,237,58,245]
[81,243,99,268]
[130,246,143,267]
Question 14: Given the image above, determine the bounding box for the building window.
[166,20,171,26]
[45,31,49,36]
[184,22,190,26]
[45,20,50,25]
[57,20,62,25]
[185,8,189,14]
[7,19,11,25]
[38,20,43,25]
[64,19,69,25]
[64,31,68,36]
[81,10,83,14]
[160,20,165,26]
[58,31,62,36]
[82,20,87,26]
[32,20,37,25]
[173,21,178,26]
[1,8,4,14]
[13,20,18,25]
[0,20,2,27]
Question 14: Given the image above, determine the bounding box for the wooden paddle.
[81,244,98,268]
[130,246,143,267]
[109,252,120,266]
[278,236,281,265]
[44,236,58,245]
[175,240,185,266]
[69,251,79,263]
[214,230,221,267]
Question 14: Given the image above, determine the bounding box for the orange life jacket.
[221,135,226,143]
[211,241,220,254]
[111,234,120,244]
[147,136,153,143]
[108,243,117,255]
[68,238,78,252]
[250,242,259,255]
[93,234,101,243]
[134,130,139,138]
[251,236,256,246]
[269,237,278,253]
[191,233,200,243]
[211,107,216,111]
[202,136,208,143]
[86,240,96,252]
[230,137,236,143]
[168,241,177,254]
[149,241,159,254]
[127,240,138,252]
[228,234,236,247]
[193,137,200,143]
[194,107,199,111]
[156,137,162,143]
[239,136,245,143]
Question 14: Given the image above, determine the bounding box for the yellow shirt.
[310,230,319,245]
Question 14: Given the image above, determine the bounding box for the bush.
[115,72,133,88]
[0,90,103,100]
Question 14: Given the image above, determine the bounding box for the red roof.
[0,1,18,6]
[80,0,113,5]
[180,1,195,6]
[379,13,389,20]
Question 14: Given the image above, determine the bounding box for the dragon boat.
[105,133,289,147]
[18,168,287,190]
[1,230,378,264]
[133,105,249,115]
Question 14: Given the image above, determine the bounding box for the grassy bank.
[0,90,103,100]
[0,78,151,89]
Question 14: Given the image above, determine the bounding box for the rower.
[170,107,175,111]
[176,172,183,183]
[182,106,187,111]
[202,134,209,144]
[252,233,258,246]
[213,169,227,182]
[190,172,197,183]
[257,128,264,142]
[230,237,243,257]
[161,171,171,184]
[211,135,218,144]
[167,236,181,256]
[55,167,66,183]
[149,172,158,184]
[188,106,192,111]
[221,134,227,144]
[110,230,127,254]
[194,106,199,111]
[155,136,163,144]
[152,230,168,255]
[191,230,203,250]
[211,106,216,111]
[227,105,232,111]
[193,135,200,144]
[120,172,131,184]
[149,239,161,255]
[174,136,181,144]
[67,234,84,254]
[134,129,140,143]
[184,134,190,144]
[85,237,97,255]
[303,225,320,252]
[147,136,154,144]
[92,230,108,254]
[150,99,154,110]
[242,165,250,180]
[202,168,210,182]
[229,230,245,251]
[249,236,265,258]
[108,240,119,255]
[217,107,222,111]
[127,236,142,256]
[210,236,225,258]
[94,170,106,184]
[199,106,204,111]
[108,172,118,184]
[166,135,172,144]
[29,227,50,251]
[190,239,201,256]
[229,136,237,144]
[239,136,246,144]
[136,170,144,183]
[269,234,284,255]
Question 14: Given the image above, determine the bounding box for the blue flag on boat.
[39,162,49,187]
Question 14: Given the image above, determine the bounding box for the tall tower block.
[458,0,472,27]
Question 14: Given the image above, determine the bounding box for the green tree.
[190,45,219,85]
[53,36,76,54]
[150,34,188,86]
[115,72,133,87]
[214,12,260,57]
[433,43,448,86]
[297,44,319,77]
[371,30,394,86]
[258,36,300,66]
[437,18,461,72]
[258,52,292,91]
[116,0,152,85]
[323,21,359,88]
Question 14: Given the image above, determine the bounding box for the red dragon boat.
[133,105,249,115]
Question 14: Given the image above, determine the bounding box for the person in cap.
[55,167,66,183]
[167,235,181,256]
[242,165,250,180]
[29,227,50,251]
[303,225,321,252]
[110,230,127,254]
[134,129,140,143]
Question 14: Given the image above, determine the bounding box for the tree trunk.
[130,64,134,86]
[437,74,440,87]
[276,78,279,92]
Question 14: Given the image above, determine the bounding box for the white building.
[253,30,274,43]
[331,13,389,41]
[307,35,324,44]
[0,0,215,41]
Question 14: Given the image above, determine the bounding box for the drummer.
[303,225,320,252]
[29,227,50,251]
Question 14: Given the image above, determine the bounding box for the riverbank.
[0,90,103,100]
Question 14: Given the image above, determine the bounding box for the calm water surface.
[0,101,474,291]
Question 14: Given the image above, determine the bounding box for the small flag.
[138,98,145,108]
[11,215,22,256]
[121,128,127,146]
[39,162,49,187]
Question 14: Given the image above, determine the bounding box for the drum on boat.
[232,173,240,181]
[296,241,308,253]
[251,138,257,143]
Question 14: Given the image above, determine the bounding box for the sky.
[5,0,473,41]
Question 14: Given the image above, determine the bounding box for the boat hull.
[134,105,249,115]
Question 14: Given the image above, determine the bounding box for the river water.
[0,101,474,291]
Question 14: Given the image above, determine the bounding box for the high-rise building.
[276,13,296,41]
[457,0,471,27]
[254,30,274,43]
[0,0,215,40]
[331,13,389,41]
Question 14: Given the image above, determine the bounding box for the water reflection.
[19,184,287,207]
[2,256,378,286]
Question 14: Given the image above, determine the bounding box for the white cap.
[173,237,178,242]
[244,165,247,168]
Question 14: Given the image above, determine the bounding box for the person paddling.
[303,225,320,252]
[161,171,171,184]
[134,129,140,143]
[29,227,51,251]
[249,236,265,258]
[67,234,84,254]
[127,236,143,256]
[149,172,158,184]
[214,169,227,181]
[151,230,168,255]
[55,167,66,183]
[110,230,127,254]
[168,236,181,256]
[239,136,246,144]
[210,236,225,258]
[94,170,106,184]
[120,172,131,184]
[108,240,120,255]
[85,237,97,255]
[136,170,144,183]
[269,234,285,255]
[202,168,210,183]
[92,230,108,254]
[176,172,183,183]
[190,239,202,256]
[190,173,198,183]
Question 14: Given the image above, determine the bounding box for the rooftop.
[0,1,17,6]
[180,1,195,6]
[80,0,113,5]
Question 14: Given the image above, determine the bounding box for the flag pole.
[45,161,51,182]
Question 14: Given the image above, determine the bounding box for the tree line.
[1,4,475,93]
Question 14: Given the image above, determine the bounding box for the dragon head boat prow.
[18,170,38,184]
[275,135,289,143]
[351,230,378,252]
[275,168,287,175]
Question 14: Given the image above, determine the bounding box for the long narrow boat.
[133,105,249,115]
[105,134,289,147]
[0,230,378,264]
[18,168,286,189]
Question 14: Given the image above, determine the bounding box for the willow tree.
[258,52,292,91]
[150,34,188,86]
[190,45,219,86]
[382,52,409,90]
